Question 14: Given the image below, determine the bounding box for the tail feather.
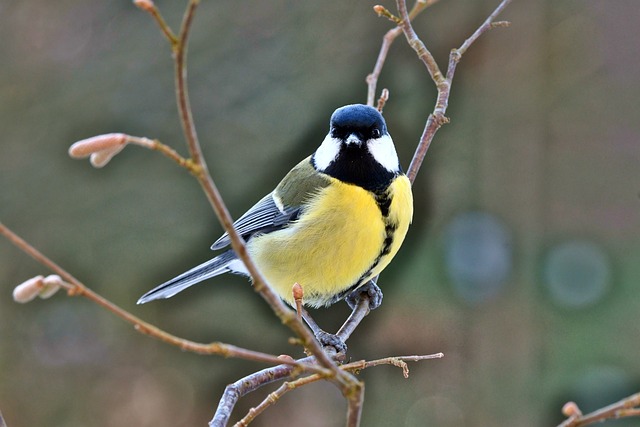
[137,250,237,304]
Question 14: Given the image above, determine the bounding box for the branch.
[210,292,379,425]
[345,0,513,356]
[138,0,343,374]
[367,0,440,106]
[396,0,513,184]
[134,2,365,422]
[0,222,331,375]
[12,1,364,424]
[319,2,515,415]
[134,0,177,44]
[558,394,640,427]
[4,1,515,426]
[173,0,204,167]
[396,0,445,88]
[235,353,444,426]
[235,371,321,427]
[68,133,197,171]
[211,356,316,427]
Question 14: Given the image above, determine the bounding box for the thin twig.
[210,356,315,427]
[235,353,444,426]
[0,222,326,373]
[446,0,514,81]
[143,2,365,424]
[134,0,178,45]
[127,135,199,173]
[168,0,341,372]
[366,0,440,106]
[558,393,640,427]
[396,0,445,87]
[398,0,513,183]
[234,375,319,427]
[3,1,514,426]
[161,1,352,385]
[174,0,204,168]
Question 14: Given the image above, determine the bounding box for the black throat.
[319,144,398,193]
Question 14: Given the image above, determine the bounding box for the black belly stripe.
[374,191,392,218]
[332,189,398,304]
[371,189,396,261]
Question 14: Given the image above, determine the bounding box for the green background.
[1,1,639,426]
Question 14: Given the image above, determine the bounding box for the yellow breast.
[248,175,413,307]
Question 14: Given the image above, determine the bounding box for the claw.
[346,281,383,311]
[315,330,347,355]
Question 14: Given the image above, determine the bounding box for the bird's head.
[312,104,401,191]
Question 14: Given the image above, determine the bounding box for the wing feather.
[211,193,300,250]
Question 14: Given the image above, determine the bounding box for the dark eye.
[371,128,381,139]
[331,126,344,139]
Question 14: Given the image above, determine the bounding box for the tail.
[137,250,238,304]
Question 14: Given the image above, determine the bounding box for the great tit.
[138,104,413,310]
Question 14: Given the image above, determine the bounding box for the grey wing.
[211,192,301,250]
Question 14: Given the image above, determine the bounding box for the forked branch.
[341,0,514,357]
[0,222,327,373]
[1,1,517,426]
[134,1,354,389]
[398,0,514,183]
[234,353,444,426]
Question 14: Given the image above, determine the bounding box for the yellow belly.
[248,176,412,307]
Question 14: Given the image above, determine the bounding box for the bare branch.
[446,0,513,81]
[399,0,513,184]
[163,2,349,380]
[346,381,365,427]
[234,374,318,427]
[131,2,356,392]
[211,356,316,427]
[4,1,514,425]
[235,353,444,426]
[373,5,402,25]
[558,393,640,427]
[0,222,327,374]
[396,0,445,87]
[133,0,178,45]
[69,133,197,172]
[366,0,440,106]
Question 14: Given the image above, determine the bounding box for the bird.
[138,104,413,316]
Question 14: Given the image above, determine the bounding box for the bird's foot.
[314,330,347,356]
[346,280,383,311]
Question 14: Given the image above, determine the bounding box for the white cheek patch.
[367,134,400,172]
[313,134,341,171]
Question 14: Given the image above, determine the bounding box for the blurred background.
[1,0,639,426]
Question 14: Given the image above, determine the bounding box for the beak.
[345,133,363,146]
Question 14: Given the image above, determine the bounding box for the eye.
[371,128,381,139]
[331,126,344,139]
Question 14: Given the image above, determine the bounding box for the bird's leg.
[300,308,347,355]
[345,279,383,311]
